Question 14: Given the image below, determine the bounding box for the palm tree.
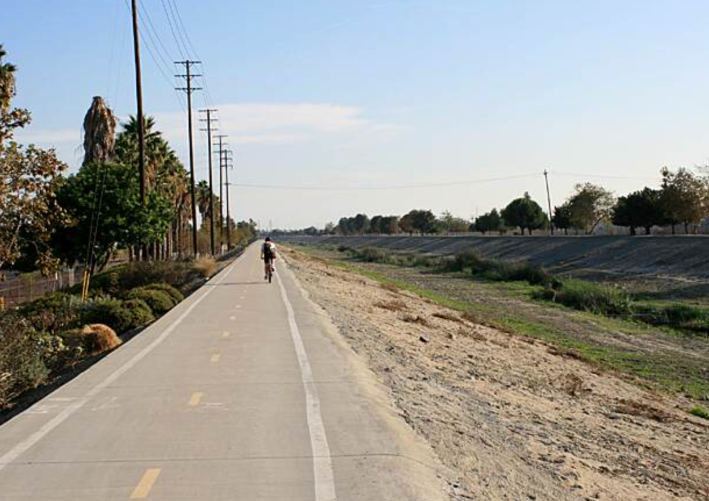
[0,45,17,111]
[196,180,212,228]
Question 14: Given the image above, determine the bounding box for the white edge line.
[277,265,337,501]
[0,260,239,471]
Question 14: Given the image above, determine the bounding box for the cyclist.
[261,237,277,280]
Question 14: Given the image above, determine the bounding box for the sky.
[4,0,709,229]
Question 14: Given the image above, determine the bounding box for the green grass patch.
[689,405,709,420]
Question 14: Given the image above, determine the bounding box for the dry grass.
[563,373,587,397]
[194,257,217,278]
[81,324,122,354]
[380,282,401,293]
[433,311,463,323]
[458,327,487,342]
[374,299,407,312]
[614,399,673,422]
[402,314,431,326]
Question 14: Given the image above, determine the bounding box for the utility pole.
[214,134,228,250]
[175,60,202,256]
[224,150,234,249]
[544,169,554,235]
[199,109,218,256]
[130,0,146,207]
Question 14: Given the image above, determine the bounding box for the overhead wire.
[229,173,542,191]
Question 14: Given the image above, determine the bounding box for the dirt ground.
[283,247,709,501]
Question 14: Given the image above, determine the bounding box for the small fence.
[0,268,84,310]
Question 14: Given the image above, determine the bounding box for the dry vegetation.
[284,247,709,501]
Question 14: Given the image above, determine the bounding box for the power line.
[160,0,188,59]
[229,173,541,191]
[550,171,658,181]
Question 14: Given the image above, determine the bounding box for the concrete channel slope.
[0,244,446,500]
[283,235,709,279]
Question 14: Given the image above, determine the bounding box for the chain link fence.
[0,268,84,311]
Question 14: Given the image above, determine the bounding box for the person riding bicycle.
[261,237,277,280]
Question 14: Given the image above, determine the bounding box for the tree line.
[0,46,255,276]
[309,170,709,237]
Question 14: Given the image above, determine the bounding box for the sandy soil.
[283,247,709,501]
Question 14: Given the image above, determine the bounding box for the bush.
[141,283,184,304]
[537,279,633,316]
[90,260,201,294]
[80,324,122,354]
[639,304,709,334]
[445,250,551,285]
[194,257,216,278]
[19,292,83,333]
[357,247,389,263]
[82,297,154,333]
[126,288,175,314]
[0,313,51,408]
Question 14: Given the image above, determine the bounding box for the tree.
[369,215,383,234]
[552,203,572,235]
[0,45,69,274]
[659,167,708,234]
[439,211,469,234]
[474,209,503,234]
[567,183,615,234]
[399,213,415,235]
[403,209,436,234]
[501,192,548,235]
[612,187,661,235]
[54,162,173,270]
[381,216,401,234]
[352,214,370,235]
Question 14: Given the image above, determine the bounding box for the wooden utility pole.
[224,150,234,249]
[175,60,202,256]
[130,0,146,206]
[200,109,218,255]
[544,169,554,235]
[214,134,228,250]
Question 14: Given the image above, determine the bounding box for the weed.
[374,299,407,311]
[689,405,709,420]
[536,279,634,317]
[433,311,463,323]
[402,314,430,326]
[194,257,217,278]
[380,282,401,293]
[614,399,672,422]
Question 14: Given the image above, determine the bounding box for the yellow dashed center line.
[188,392,203,407]
[210,354,221,363]
[131,468,161,499]
[229,316,236,321]
[222,331,230,338]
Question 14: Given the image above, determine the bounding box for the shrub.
[19,292,83,333]
[126,288,175,314]
[453,250,487,272]
[80,324,122,354]
[337,245,352,253]
[0,313,51,408]
[91,260,201,294]
[537,279,633,316]
[357,247,389,263]
[141,283,184,304]
[88,268,123,295]
[194,257,216,278]
[82,297,154,333]
[639,304,709,334]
